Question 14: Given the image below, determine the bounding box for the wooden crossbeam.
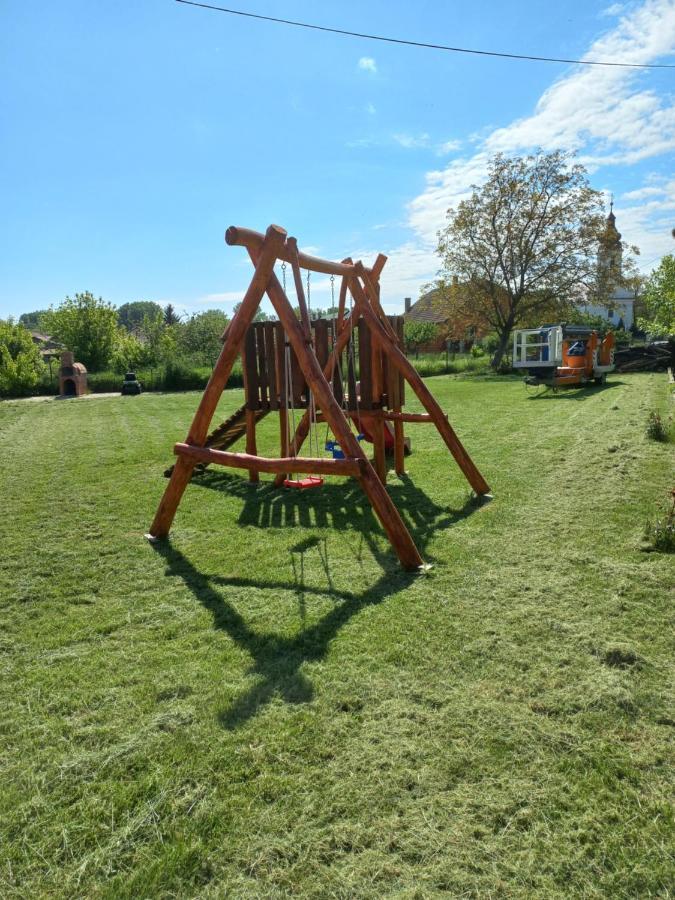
[175,444,362,477]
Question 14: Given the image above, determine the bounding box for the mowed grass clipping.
[0,373,673,898]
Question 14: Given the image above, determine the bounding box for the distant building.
[403,278,487,350]
[30,331,63,361]
[579,204,637,330]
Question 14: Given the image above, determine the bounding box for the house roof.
[404,287,454,324]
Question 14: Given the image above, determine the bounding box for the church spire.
[598,201,622,283]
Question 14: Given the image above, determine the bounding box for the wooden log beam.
[287,237,313,341]
[349,276,491,496]
[226,226,359,277]
[247,248,424,570]
[148,224,287,539]
[380,411,435,423]
[245,409,259,483]
[273,256,391,488]
[175,443,362,477]
[336,259,352,332]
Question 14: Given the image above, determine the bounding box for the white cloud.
[405,0,675,273]
[358,56,377,73]
[437,138,462,155]
[393,132,430,149]
[621,185,664,200]
[601,3,626,15]
[366,102,376,115]
[346,136,377,149]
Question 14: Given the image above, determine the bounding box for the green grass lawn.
[1,373,673,898]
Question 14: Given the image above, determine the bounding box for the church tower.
[597,200,623,286]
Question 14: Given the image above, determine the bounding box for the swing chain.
[281,261,287,293]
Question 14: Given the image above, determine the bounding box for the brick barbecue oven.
[58,351,88,397]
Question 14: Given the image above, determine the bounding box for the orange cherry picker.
[512,323,615,388]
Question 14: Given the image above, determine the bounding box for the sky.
[1,0,674,320]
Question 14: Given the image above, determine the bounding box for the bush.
[646,411,672,442]
[470,344,486,358]
[0,320,46,397]
[481,333,501,353]
[643,498,675,553]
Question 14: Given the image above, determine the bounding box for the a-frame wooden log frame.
[147,225,490,570]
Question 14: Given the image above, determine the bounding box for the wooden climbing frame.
[148,224,490,570]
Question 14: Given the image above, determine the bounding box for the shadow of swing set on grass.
[152,475,481,730]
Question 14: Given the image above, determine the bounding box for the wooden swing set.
[148,224,490,570]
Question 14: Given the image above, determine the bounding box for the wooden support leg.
[245,409,259,482]
[372,419,387,483]
[148,456,197,539]
[249,252,424,570]
[148,224,287,538]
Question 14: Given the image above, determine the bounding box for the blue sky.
[1,0,674,319]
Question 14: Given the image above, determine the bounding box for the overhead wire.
[174,0,675,69]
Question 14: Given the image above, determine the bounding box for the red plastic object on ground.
[283,476,324,489]
[350,414,395,449]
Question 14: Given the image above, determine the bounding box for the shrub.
[0,320,46,397]
[470,344,486,358]
[646,411,672,442]
[643,497,675,553]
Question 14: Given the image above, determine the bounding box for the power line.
[175,0,675,69]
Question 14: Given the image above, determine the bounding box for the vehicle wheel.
[594,374,606,385]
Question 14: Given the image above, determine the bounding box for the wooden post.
[148,224,287,538]
[248,250,424,570]
[350,275,491,497]
[389,316,406,476]
[245,409,259,482]
[368,278,387,482]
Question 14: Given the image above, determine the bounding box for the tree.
[18,310,49,331]
[117,301,163,332]
[638,255,675,337]
[435,151,606,368]
[176,310,230,365]
[42,292,119,371]
[0,320,45,396]
[404,321,438,356]
[232,302,270,323]
[163,303,181,326]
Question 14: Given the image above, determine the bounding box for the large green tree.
[18,310,49,331]
[639,254,675,337]
[0,320,45,396]
[177,310,230,365]
[117,301,163,332]
[435,151,606,368]
[43,292,119,371]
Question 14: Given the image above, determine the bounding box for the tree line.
[2,151,673,396]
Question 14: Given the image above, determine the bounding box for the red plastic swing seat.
[283,476,324,489]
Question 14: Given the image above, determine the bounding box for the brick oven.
[58,351,88,397]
